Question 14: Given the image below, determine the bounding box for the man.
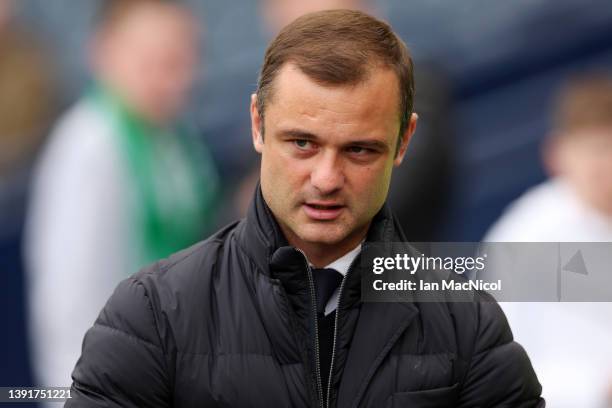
[26,0,217,391]
[68,10,543,407]
[485,73,612,407]
[486,73,612,242]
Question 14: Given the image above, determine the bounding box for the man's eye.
[294,139,311,149]
[347,146,369,154]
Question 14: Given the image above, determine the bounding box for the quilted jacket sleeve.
[65,276,171,407]
[457,296,545,407]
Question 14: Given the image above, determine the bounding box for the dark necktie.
[311,268,343,395]
[311,268,344,315]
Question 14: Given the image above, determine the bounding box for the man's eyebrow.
[277,128,320,140]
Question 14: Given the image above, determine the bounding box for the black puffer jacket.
[68,188,544,407]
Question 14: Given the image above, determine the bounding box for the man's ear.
[250,94,264,153]
[394,112,418,166]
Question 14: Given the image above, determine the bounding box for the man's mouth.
[302,202,345,220]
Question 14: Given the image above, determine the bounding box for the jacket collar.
[236,184,288,275]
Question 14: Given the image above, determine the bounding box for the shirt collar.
[322,242,362,276]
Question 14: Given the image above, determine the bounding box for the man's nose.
[310,151,345,195]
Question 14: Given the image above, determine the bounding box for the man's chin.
[295,224,351,246]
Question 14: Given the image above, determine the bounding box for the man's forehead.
[266,63,401,124]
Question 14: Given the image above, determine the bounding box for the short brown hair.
[553,72,612,134]
[256,9,415,152]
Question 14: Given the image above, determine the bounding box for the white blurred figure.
[486,73,612,408]
[25,0,217,393]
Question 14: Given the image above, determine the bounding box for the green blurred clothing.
[27,82,219,390]
[90,83,219,269]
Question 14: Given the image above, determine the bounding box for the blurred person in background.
[25,0,218,389]
[0,0,55,238]
[386,64,453,243]
[0,0,56,388]
[485,73,612,407]
[486,73,612,241]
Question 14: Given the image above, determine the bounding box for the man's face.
[550,126,612,216]
[251,63,416,257]
[95,5,197,124]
